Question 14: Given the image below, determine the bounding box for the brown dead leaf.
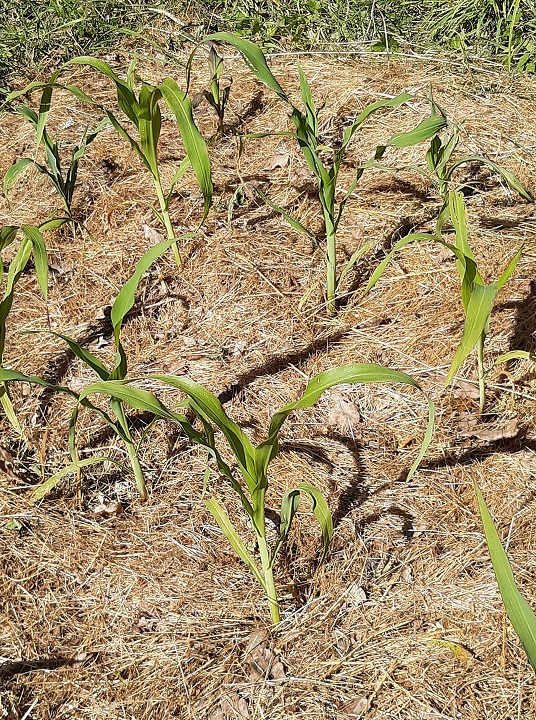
[458,418,519,442]
[328,391,361,436]
[244,630,286,683]
[451,379,480,400]
[221,692,250,719]
[338,696,369,718]
[262,153,289,171]
[92,495,123,518]
[143,224,166,245]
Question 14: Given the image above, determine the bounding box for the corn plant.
[192,33,445,315]
[444,191,522,412]
[74,364,433,623]
[426,97,532,233]
[192,43,232,136]
[6,60,212,266]
[64,57,212,265]
[0,233,186,500]
[364,191,521,411]
[474,479,536,672]
[3,88,107,221]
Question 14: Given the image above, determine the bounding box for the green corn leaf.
[298,66,317,137]
[253,186,318,245]
[0,385,23,436]
[138,83,162,180]
[272,482,334,565]
[203,33,288,102]
[333,93,412,172]
[364,232,441,296]
[36,83,54,148]
[79,381,179,422]
[110,238,177,340]
[4,158,34,195]
[110,235,183,378]
[205,497,265,587]
[150,374,257,491]
[445,283,498,387]
[168,156,192,196]
[21,225,48,300]
[497,246,522,290]
[66,57,140,125]
[337,239,376,287]
[0,367,78,398]
[447,155,533,202]
[495,350,535,366]
[52,332,110,380]
[275,488,301,561]
[262,364,434,481]
[386,115,447,149]
[159,78,212,220]
[298,482,333,559]
[63,83,100,106]
[474,479,536,672]
[31,455,131,501]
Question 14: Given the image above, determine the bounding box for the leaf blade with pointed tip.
[474,480,536,672]
[158,78,212,220]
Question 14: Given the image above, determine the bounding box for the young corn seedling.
[193,33,446,315]
[444,191,522,412]
[7,59,213,265]
[67,57,212,264]
[364,191,521,412]
[3,88,107,222]
[75,364,434,623]
[192,43,232,137]
[425,97,532,233]
[474,479,536,672]
[0,234,186,501]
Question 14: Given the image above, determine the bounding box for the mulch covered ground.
[1,38,536,719]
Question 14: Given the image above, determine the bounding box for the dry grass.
[1,45,536,719]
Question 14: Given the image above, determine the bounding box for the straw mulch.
[1,39,536,720]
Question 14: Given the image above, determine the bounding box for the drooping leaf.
[386,115,447,149]
[205,497,265,587]
[202,33,289,102]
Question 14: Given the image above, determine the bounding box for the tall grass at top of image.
[474,479,536,672]
[3,87,108,223]
[192,33,445,315]
[5,58,213,265]
[67,364,434,623]
[425,96,533,233]
[427,0,536,70]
